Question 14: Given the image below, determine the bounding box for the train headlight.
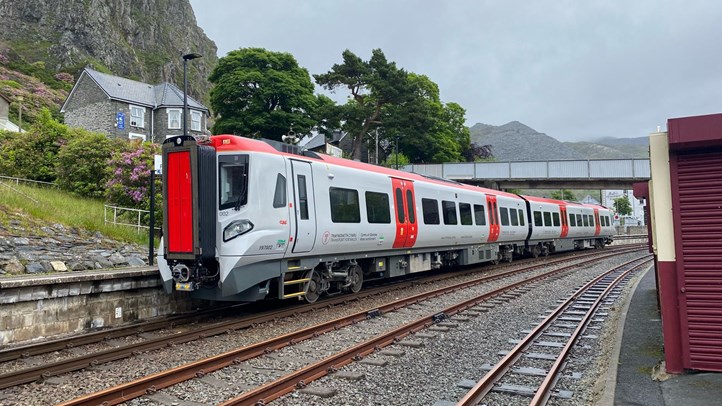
[223,219,254,241]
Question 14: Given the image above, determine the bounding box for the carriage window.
[272,174,286,208]
[543,212,552,227]
[422,198,440,225]
[552,212,560,227]
[499,207,509,226]
[474,204,486,225]
[509,208,518,226]
[569,213,576,227]
[395,188,405,224]
[406,190,415,224]
[590,215,596,226]
[366,191,390,224]
[576,214,583,225]
[442,200,457,225]
[298,175,309,220]
[583,215,589,227]
[330,187,360,223]
[518,209,525,226]
[459,203,473,225]
[219,156,248,211]
[534,211,543,226]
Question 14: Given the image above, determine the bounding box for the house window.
[130,105,145,128]
[191,110,202,132]
[167,109,181,130]
[128,133,146,142]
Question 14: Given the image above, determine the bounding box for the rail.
[103,204,157,233]
[0,175,58,187]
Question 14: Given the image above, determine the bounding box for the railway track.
[457,255,652,405]
[0,244,643,392]
[51,246,645,406]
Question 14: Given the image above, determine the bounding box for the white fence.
[0,175,57,187]
[104,204,157,233]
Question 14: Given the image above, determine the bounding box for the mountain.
[0,0,217,123]
[470,121,584,161]
[470,121,649,160]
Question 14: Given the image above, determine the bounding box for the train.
[157,134,615,303]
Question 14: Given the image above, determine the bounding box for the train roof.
[208,134,522,199]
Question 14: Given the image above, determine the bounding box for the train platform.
[602,266,722,405]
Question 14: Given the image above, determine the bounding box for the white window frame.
[129,105,145,128]
[190,110,202,132]
[167,108,182,130]
[128,132,146,141]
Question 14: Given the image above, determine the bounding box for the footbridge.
[400,159,650,190]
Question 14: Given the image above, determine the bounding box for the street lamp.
[395,135,400,169]
[182,52,202,136]
[17,95,23,131]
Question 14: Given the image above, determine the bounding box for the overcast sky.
[189,0,721,141]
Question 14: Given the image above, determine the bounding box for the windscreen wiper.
[234,171,247,211]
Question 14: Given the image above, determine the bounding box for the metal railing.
[0,175,57,187]
[104,204,157,233]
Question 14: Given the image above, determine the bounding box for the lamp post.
[17,95,23,131]
[182,53,202,136]
[395,135,400,169]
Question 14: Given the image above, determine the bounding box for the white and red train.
[158,135,614,302]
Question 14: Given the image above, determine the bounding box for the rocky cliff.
[0,0,217,106]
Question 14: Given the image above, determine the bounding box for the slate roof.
[67,68,207,111]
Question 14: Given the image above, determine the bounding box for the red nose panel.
[167,151,193,253]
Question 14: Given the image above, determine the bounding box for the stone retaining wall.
[0,269,202,345]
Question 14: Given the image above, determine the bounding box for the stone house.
[61,68,209,143]
[0,93,22,132]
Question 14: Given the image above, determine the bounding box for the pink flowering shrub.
[105,141,162,222]
[54,72,74,83]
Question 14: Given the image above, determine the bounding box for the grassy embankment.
[0,181,150,245]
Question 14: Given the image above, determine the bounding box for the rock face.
[0,213,148,276]
[0,0,218,103]
[470,121,584,161]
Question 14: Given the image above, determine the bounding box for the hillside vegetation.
[0,183,150,245]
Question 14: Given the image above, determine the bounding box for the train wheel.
[349,265,363,294]
[304,270,322,303]
[531,245,541,258]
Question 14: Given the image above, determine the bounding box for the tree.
[315,49,413,160]
[614,195,633,216]
[208,48,317,140]
[550,189,577,201]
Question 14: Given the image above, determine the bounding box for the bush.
[0,108,69,181]
[56,130,125,198]
[105,142,162,223]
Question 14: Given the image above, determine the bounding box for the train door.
[486,195,499,242]
[391,178,418,248]
[560,204,569,238]
[291,160,316,253]
[593,208,601,236]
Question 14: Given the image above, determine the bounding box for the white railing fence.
[0,175,58,187]
[104,204,159,233]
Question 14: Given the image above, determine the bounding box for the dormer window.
[191,110,202,132]
[130,105,145,128]
[167,108,181,129]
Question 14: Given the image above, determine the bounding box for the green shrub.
[56,130,125,198]
[0,109,69,181]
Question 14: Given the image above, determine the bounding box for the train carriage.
[158,134,614,303]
